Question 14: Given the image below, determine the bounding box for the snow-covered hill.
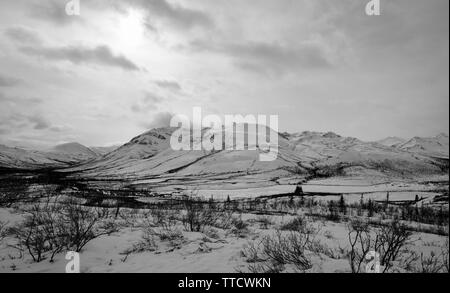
[376,137,407,147]
[0,144,67,169]
[397,134,449,159]
[90,146,120,156]
[3,127,448,194]
[59,128,448,194]
[0,142,100,169]
[46,142,98,164]
[61,127,303,190]
[284,131,446,176]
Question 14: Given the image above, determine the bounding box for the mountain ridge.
[2,130,448,184]
[51,127,449,193]
[0,142,101,169]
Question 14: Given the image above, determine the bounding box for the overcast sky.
[0,0,448,149]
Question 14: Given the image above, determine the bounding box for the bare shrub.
[154,228,185,248]
[443,239,449,273]
[0,221,7,243]
[241,228,318,273]
[151,209,179,231]
[58,198,118,253]
[12,215,49,262]
[119,208,144,228]
[230,215,249,237]
[376,221,413,272]
[11,196,118,262]
[241,242,285,273]
[347,220,413,273]
[232,215,248,230]
[0,180,29,207]
[124,218,186,256]
[10,198,63,262]
[263,231,313,271]
[347,220,373,273]
[204,228,220,240]
[406,239,450,273]
[179,198,236,232]
[241,241,264,263]
[182,198,218,232]
[122,230,158,255]
[414,251,447,273]
[256,215,273,230]
[308,239,345,260]
[247,261,285,274]
[212,210,234,229]
[280,216,307,232]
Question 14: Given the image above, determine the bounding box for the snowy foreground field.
[0,176,448,274]
[0,208,447,273]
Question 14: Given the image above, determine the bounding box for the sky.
[0,0,448,149]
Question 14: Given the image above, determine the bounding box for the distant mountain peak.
[376,136,407,147]
[397,133,449,158]
[48,142,98,162]
[323,132,341,139]
[53,142,86,149]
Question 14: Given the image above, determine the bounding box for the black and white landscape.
[0,0,449,273]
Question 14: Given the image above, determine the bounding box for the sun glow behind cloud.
[115,9,145,53]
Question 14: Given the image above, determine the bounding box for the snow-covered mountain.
[46,142,98,164]
[376,137,407,147]
[0,144,67,169]
[61,127,303,188]
[284,131,446,176]
[0,142,100,169]
[396,134,449,159]
[3,128,448,194]
[47,142,98,163]
[59,128,448,193]
[90,145,120,156]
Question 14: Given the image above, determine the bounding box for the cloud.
[118,0,213,32]
[141,111,173,129]
[29,0,81,25]
[27,115,51,130]
[19,45,140,71]
[0,0,447,145]
[0,111,52,133]
[230,42,331,74]
[131,92,164,113]
[4,26,42,44]
[0,93,43,105]
[25,0,212,30]
[189,40,331,75]
[49,125,72,133]
[143,92,164,104]
[155,80,181,91]
[0,74,21,87]
[0,128,10,135]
